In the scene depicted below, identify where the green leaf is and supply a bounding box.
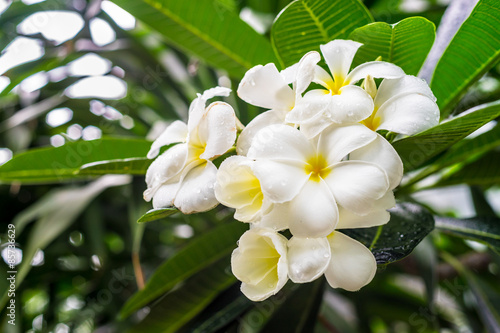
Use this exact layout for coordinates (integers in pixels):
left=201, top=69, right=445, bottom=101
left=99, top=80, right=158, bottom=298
left=119, top=222, right=247, bottom=319
left=259, top=278, right=325, bottom=333
left=77, top=157, right=152, bottom=176
left=430, top=0, right=500, bottom=116
left=393, top=100, right=500, bottom=172
left=470, top=186, right=497, bottom=218
left=238, top=283, right=298, bottom=333
left=188, top=289, right=252, bottom=333
left=0, top=137, right=151, bottom=184
left=137, top=207, right=179, bottom=223
left=111, top=0, right=277, bottom=78
left=400, top=123, right=500, bottom=191
left=0, top=175, right=130, bottom=310
left=349, top=17, right=435, bottom=76
left=434, top=151, right=500, bottom=187
left=128, top=257, right=236, bottom=333
left=343, top=202, right=435, bottom=264
left=271, top=0, right=372, bottom=67
left=435, top=216, right=500, bottom=253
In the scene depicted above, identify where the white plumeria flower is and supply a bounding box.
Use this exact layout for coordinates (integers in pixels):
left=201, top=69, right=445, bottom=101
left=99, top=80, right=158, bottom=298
left=247, top=123, right=389, bottom=238
left=231, top=227, right=288, bottom=301
left=143, top=87, right=240, bottom=214
left=236, top=52, right=320, bottom=155
left=361, top=75, right=440, bottom=135
left=215, top=155, right=271, bottom=223
left=286, top=39, right=405, bottom=137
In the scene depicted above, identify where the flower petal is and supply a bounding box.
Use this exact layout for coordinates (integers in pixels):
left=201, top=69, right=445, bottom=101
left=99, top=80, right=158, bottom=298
left=258, top=203, right=291, bottom=231
left=320, top=40, right=362, bottom=83
left=345, top=61, right=405, bottom=85
left=174, top=161, right=218, bottom=214
left=299, top=112, right=334, bottom=139
left=201, top=86, right=232, bottom=100
left=295, top=51, right=321, bottom=95
left=147, top=120, right=188, bottom=159
left=325, top=231, right=377, bottom=291
left=236, top=110, right=285, bottom=156
left=287, top=179, right=339, bottom=238
left=313, top=65, right=334, bottom=89
left=152, top=181, right=181, bottom=208
left=252, top=159, right=309, bottom=203
left=144, top=143, right=188, bottom=201
left=196, top=101, right=237, bottom=160
left=324, top=85, right=374, bottom=124
left=324, top=161, right=389, bottom=215
left=374, top=75, right=436, bottom=108
left=188, top=86, right=231, bottom=132
left=349, top=134, right=403, bottom=190
left=279, top=63, right=298, bottom=84
left=237, top=63, right=294, bottom=110
left=287, top=237, right=331, bottom=283
left=232, top=228, right=288, bottom=301
left=376, top=93, right=440, bottom=135
left=247, top=124, right=314, bottom=163
left=215, top=156, right=265, bottom=222
left=318, top=124, right=377, bottom=165
left=285, top=89, right=330, bottom=125
left=336, top=191, right=395, bottom=229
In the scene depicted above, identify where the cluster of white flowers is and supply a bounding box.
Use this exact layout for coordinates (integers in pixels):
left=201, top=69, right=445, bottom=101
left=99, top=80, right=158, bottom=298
left=144, top=40, right=440, bottom=301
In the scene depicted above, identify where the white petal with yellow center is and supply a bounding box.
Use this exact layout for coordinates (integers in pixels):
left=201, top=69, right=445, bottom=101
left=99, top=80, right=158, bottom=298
left=232, top=228, right=288, bottom=301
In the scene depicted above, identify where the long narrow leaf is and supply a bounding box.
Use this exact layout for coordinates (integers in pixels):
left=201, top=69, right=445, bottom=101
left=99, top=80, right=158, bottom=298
left=128, top=257, right=236, bottom=333
left=0, top=137, right=151, bottom=183
left=430, top=0, right=500, bottom=116
left=111, top=0, right=277, bottom=78
left=271, top=0, right=372, bottom=67
left=435, top=216, right=500, bottom=253
left=119, top=222, right=247, bottom=319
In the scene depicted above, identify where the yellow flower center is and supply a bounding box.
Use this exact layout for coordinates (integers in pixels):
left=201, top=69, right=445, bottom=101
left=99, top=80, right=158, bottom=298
left=305, top=155, right=331, bottom=182
left=361, top=111, right=381, bottom=131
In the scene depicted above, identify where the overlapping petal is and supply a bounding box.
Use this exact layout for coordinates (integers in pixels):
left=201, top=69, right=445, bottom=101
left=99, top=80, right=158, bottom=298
left=324, top=232, right=377, bottom=291
left=195, top=101, right=239, bottom=160
left=324, top=161, right=389, bottom=215
left=173, top=161, right=218, bottom=214
left=345, top=61, right=405, bottom=85
left=237, top=63, right=294, bottom=110
left=188, top=86, right=231, bottom=132
left=215, top=156, right=267, bottom=222
left=147, top=120, right=188, bottom=159
left=247, top=124, right=313, bottom=163
left=232, top=228, right=289, bottom=301
left=317, top=124, right=377, bottom=165
left=349, top=134, right=404, bottom=189
left=336, top=191, right=395, bottom=229
left=287, top=237, right=331, bottom=283
left=144, top=143, right=189, bottom=201
left=286, top=180, right=339, bottom=238
left=251, top=159, right=308, bottom=203
left=236, top=110, right=284, bottom=156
